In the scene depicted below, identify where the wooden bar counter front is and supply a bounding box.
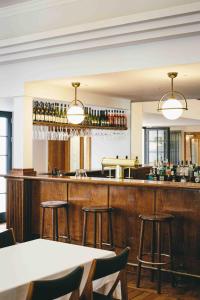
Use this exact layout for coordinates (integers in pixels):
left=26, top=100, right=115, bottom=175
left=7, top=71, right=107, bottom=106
left=4, top=174, right=200, bottom=277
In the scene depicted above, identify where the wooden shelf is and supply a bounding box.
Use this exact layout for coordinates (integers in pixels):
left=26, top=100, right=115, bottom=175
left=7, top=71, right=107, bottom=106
left=33, top=121, right=127, bottom=130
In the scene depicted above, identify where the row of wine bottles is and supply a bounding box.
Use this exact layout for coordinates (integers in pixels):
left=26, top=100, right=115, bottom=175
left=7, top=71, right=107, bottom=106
left=33, top=101, right=127, bottom=127
left=148, top=160, right=200, bottom=182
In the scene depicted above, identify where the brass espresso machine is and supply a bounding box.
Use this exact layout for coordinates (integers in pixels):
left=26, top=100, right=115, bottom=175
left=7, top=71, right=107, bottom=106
left=101, top=157, right=139, bottom=179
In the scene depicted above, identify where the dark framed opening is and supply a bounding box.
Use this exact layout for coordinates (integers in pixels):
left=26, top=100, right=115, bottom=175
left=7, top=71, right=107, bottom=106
left=144, top=127, right=170, bottom=165
left=0, top=111, right=12, bottom=223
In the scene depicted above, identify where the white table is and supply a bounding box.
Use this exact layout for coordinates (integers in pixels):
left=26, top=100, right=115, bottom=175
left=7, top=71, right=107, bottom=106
left=0, top=239, right=120, bottom=300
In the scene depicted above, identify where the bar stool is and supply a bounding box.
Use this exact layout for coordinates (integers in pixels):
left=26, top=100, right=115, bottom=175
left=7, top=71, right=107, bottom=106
left=40, top=201, right=71, bottom=242
left=136, top=213, right=174, bottom=293
left=82, top=206, right=114, bottom=249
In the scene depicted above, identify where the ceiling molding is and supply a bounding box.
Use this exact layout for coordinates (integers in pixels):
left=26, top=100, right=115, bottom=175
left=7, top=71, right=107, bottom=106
left=0, top=2, right=200, bottom=64
left=0, top=0, right=78, bottom=18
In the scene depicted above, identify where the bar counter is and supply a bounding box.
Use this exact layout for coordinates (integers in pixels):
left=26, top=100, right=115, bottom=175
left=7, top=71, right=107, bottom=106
left=4, top=174, right=200, bottom=276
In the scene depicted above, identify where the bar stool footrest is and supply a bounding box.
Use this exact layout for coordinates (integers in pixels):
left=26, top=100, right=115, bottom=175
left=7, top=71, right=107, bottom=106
left=137, top=253, right=171, bottom=266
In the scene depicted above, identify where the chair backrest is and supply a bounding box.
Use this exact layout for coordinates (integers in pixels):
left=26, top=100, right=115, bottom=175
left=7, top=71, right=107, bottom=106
left=26, top=265, right=84, bottom=300
left=0, top=228, right=16, bottom=248
left=81, top=247, right=130, bottom=300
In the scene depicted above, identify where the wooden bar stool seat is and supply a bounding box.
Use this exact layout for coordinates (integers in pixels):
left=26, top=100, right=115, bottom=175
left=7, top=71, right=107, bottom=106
left=41, top=201, right=68, bottom=208
left=136, top=213, right=174, bottom=294
left=82, top=206, right=114, bottom=249
left=40, top=200, right=71, bottom=242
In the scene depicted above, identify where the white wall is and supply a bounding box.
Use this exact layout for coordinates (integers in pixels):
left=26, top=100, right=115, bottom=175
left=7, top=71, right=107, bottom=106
left=33, top=140, right=48, bottom=173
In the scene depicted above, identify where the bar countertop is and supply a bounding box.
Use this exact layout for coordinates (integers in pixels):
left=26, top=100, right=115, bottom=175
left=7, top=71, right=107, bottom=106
left=3, top=173, right=200, bottom=190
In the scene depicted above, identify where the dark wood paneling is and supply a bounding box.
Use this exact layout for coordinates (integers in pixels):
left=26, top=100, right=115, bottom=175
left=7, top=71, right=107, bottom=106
left=109, top=186, right=155, bottom=262
left=5, top=175, right=200, bottom=276
left=68, top=183, right=108, bottom=243
left=6, top=178, right=32, bottom=242
left=48, top=140, right=70, bottom=172
left=31, top=180, right=68, bottom=239
left=80, top=137, right=84, bottom=169
left=156, top=189, right=200, bottom=274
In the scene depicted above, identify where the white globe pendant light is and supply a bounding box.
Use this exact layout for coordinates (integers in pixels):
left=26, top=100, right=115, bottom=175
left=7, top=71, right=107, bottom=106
left=157, top=72, right=188, bottom=120
left=67, top=82, right=85, bottom=124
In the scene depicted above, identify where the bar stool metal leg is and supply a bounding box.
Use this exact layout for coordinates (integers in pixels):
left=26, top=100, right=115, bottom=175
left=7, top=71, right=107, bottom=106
left=40, top=207, right=45, bottom=238
left=151, top=221, right=156, bottom=282
left=157, top=222, right=162, bottom=294
left=136, top=220, right=145, bottom=288
left=52, top=208, right=56, bottom=241
left=65, top=206, right=71, bottom=242
left=98, top=212, right=102, bottom=249
left=82, top=211, right=87, bottom=245
left=108, top=210, right=114, bottom=249
left=93, top=212, right=97, bottom=248
left=55, top=208, right=58, bottom=241
left=168, top=221, right=175, bottom=287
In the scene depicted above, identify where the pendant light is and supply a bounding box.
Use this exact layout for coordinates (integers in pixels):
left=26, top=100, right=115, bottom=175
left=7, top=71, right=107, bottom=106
left=157, top=72, right=188, bottom=120
left=67, top=82, right=85, bottom=124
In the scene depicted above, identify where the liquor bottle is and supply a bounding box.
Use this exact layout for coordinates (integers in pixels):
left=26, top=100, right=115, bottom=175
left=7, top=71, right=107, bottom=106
left=40, top=102, right=45, bottom=122
left=188, top=161, right=194, bottom=181
left=111, top=110, right=114, bottom=127
left=180, top=175, right=187, bottom=183
left=184, top=160, right=189, bottom=177
left=94, top=110, right=98, bottom=126
left=148, top=169, right=154, bottom=180
left=44, top=102, right=49, bottom=122
left=48, top=103, right=52, bottom=122
left=134, top=156, right=140, bottom=168
left=33, top=101, right=37, bottom=122
left=119, top=110, right=122, bottom=127
left=159, top=164, right=165, bottom=181
left=153, top=169, right=157, bottom=181
left=171, top=170, right=176, bottom=182
left=52, top=103, right=56, bottom=123
left=88, top=108, right=92, bottom=125
left=176, top=162, right=181, bottom=177
left=59, top=104, right=64, bottom=123
left=165, top=163, right=171, bottom=181
left=63, top=104, right=67, bottom=124
left=123, top=111, right=127, bottom=127
left=36, top=101, right=41, bottom=122
left=91, top=109, right=94, bottom=126
left=100, top=110, right=105, bottom=127
left=55, top=104, right=60, bottom=123
left=96, top=110, right=100, bottom=126
left=107, top=110, right=111, bottom=126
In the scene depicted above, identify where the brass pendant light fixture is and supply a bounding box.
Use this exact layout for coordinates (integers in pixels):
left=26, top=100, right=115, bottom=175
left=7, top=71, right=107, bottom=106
left=67, top=82, right=85, bottom=124
left=157, top=72, right=188, bottom=120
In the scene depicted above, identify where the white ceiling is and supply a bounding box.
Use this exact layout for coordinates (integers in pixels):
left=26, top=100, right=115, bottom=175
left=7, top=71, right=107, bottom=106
left=0, top=0, right=29, bottom=7
left=46, top=62, right=200, bottom=102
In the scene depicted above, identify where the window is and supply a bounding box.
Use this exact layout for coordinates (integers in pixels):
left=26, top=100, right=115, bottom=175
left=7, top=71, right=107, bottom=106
left=144, top=127, right=170, bottom=165
left=170, top=131, right=182, bottom=164
left=0, top=112, right=12, bottom=223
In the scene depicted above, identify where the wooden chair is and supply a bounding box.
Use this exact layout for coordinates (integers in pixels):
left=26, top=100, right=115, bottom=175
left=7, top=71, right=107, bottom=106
left=26, top=265, right=84, bottom=300
left=81, top=247, right=130, bottom=300
left=0, top=228, right=16, bottom=248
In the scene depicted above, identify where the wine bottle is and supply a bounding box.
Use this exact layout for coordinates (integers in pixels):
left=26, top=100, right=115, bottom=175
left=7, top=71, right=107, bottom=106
left=33, top=101, right=37, bottom=122
left=63, top=104, right=67, bottom=124
left=40, top=102, right=45, bottom=122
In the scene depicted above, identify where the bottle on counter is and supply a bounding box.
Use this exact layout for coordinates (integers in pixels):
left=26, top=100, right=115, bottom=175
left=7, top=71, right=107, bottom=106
left=134, top=156, right=140, bottom=168
left=148, top=169, right=154, bottom=180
